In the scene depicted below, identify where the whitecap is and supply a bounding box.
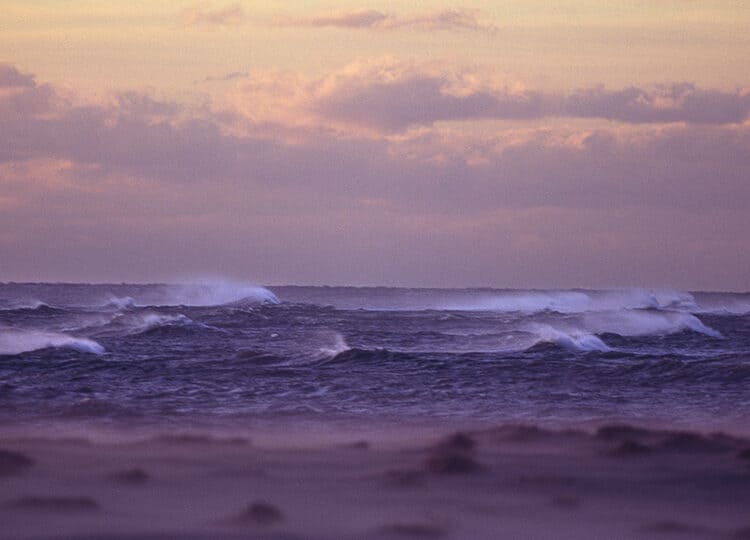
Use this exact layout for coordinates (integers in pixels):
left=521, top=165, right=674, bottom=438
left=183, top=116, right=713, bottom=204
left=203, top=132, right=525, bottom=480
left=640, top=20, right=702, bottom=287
left=580, top=310, right=722, bottom=338
left=445, top=288, right=698, bottom=314
left=0, top=328, right=105, bottom=356
left=319, top=333, right=351, bottom=358
left=160, top=279, right=279, bottom=306
left=529, top=324, right=611, bottom=352
left=104, top=296, right=136, bottom=310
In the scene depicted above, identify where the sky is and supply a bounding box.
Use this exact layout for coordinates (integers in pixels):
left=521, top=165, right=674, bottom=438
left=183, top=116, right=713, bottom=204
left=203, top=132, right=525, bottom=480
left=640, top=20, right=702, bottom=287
left=1, top=1, right=749, bottom=290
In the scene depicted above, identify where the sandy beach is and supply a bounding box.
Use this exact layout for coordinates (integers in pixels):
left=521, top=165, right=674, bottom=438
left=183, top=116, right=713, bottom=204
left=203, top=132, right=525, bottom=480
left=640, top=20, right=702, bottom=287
left=1, top=422, right=749, bottom=540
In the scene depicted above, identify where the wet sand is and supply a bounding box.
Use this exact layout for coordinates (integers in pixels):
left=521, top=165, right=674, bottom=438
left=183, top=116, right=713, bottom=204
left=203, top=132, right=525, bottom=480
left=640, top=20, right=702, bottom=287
left=1, top=423, right=749, bottom=539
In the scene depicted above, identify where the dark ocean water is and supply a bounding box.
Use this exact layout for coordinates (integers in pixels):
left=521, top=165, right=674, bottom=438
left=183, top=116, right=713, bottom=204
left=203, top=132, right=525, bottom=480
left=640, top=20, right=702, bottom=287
left=1, top=282, right=749, bottom=435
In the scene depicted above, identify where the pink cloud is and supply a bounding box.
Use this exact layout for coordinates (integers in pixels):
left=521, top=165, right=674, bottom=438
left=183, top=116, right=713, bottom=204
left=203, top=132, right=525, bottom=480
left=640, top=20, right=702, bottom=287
left=230, top=60, right=750, bottom=133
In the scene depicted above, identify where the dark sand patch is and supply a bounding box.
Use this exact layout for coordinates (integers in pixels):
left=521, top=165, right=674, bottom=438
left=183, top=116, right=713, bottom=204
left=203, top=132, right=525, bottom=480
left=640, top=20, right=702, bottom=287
left=596, top=424, right=747, bottom=456
left=425, top=452, right=481, bottom=475
left=435, top=433, right=476, bottom=453
left=732, top=526, right=750, bottom=539
left=606, top=439, right=653, bottom=457
left=0, top=448, right=33, bottom=476
left=235, top=501, right=284, bottom=526
left=110, top=468, right=150, bottom=485
left=425, top=432, right=482, bottom=475
left=659, top=432, right=737, bottom=454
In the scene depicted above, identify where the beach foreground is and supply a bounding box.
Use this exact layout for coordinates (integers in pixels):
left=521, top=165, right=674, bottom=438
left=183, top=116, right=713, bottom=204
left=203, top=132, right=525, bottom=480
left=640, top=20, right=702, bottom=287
left=2, top=423, right=749, bottom=540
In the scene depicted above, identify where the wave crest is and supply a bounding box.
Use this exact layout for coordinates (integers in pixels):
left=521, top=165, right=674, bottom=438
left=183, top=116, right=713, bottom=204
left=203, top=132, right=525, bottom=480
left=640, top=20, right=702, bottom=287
left=447, top=288, right=698, bottom=314
left=161, top=280, right=279, bottom=307
left=126, top=312, right=223, bottom=336
left=0, top=328, right=105, bottom=356
left=528, top=325, right=611, bottom=352
left=104, top=296, right=136, bottom=310
left=580, top=311, right=722, bottom=338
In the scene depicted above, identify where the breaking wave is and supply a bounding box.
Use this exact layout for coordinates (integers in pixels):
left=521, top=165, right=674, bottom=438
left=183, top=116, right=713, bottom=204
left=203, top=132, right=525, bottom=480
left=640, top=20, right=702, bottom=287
left=104, top=296, right=136, bottom=310
left=523, top=309, right=721, bottom=353
left=445, top=288, right=698, bottom=314
left=528, top=325, right=612, bottom=352
left=126, top=312, right=222, bottom=336
left=318, top=332, right=351, bottom=358
left=0, top=328, right=105, bottom=356
left=0, top=300, right=60, bottom=313
left=580, top=310, right=722, bottom=338
left=157, top=280, right=279, bottom=307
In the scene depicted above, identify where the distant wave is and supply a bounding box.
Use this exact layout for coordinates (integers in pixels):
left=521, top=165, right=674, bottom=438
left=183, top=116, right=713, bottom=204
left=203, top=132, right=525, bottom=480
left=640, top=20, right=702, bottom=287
left=127, top=312, right=223, bottom=336
left=444, top=288, right=698, bottom=314
left=0, top=328, right=105, bottom=356
left=322, top=287, right=706, bottom=314
left=160, top=280, right=279, bottom=307
left=579, top=310, right=722, bottom=338
left=523, top=310, right=721, bottom=353
left=96, top=280, right=280, bottom=308
left=693, top=302, right=750, bottom=316
left=0, top=300, right=63, bottom=313
left=103, top=296, right=136, bottom=310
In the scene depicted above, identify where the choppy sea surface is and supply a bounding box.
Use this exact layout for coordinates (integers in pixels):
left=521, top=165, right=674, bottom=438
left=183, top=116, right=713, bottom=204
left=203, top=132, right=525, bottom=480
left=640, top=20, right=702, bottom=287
left=1, top=282, right=749, bottom=436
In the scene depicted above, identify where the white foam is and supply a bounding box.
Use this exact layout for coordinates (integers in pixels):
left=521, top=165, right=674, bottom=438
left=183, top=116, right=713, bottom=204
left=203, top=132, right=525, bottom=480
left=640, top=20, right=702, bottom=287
left=530, top=324, right=611, bottom=352
left=131, top=312, right=220, bottom=334
left=580, top=310, right=722, bottom=338
left=446, top=288, right=698, bottom=314
left=162, top=279, right=279, bottom=306
left=104, top=296, right=136, bottom=310
left=0, top=328, right=105, bottom=355
left=139, top=313, right=193, bottom=330
left=449, top=291, right=593, bottom=313
left=319, top=333, right=351, bottom=357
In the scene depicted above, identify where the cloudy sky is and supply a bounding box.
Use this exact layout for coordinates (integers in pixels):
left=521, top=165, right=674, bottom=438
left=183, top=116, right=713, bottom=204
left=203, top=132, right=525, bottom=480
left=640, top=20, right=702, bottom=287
left=1, top=1, right=749, bottom=289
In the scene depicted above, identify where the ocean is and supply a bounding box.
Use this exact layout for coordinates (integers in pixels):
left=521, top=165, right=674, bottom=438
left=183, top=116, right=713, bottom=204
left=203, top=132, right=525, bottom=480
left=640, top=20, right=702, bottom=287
left=1, top=282, right=748, bottom=436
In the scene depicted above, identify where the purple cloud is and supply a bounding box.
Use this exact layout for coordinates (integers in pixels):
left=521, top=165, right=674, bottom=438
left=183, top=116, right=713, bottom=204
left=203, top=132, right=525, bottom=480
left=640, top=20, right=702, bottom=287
left=201, top=71, right=250, bottom=83
left=565, top=84, right=750, bottom=125
left=115, top=92, right=184, bottom=117
left=315, top=76, right=550, bottom=131
left=1, top=63, right=749, bottom=288
left=234, top=61, right=750, bottom=131
left=0, top=64, right=36, bottom=88
left=310, top=10, right=390, bottom=29
left=183, top=4, right=244, bottom=27
left=303, top=8, right=496, bottom=32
